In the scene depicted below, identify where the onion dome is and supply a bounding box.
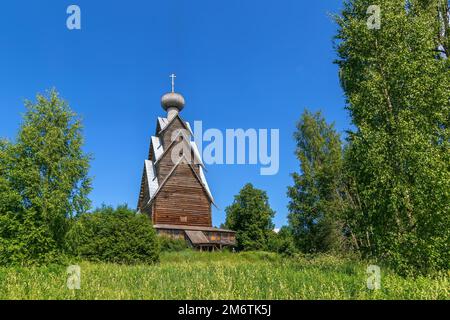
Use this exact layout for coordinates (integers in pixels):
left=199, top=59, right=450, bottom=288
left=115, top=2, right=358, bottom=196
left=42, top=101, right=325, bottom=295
left=161, top=92, right=185, bottom=112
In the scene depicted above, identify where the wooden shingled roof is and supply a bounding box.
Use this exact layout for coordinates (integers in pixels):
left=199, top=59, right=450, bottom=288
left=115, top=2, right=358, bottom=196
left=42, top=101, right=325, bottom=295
left=185, top=230, right=210, bottom=245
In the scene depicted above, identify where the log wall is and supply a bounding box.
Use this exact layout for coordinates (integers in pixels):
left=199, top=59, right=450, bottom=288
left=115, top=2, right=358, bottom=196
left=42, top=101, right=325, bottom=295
left=153, top=163, right=211, bottom=227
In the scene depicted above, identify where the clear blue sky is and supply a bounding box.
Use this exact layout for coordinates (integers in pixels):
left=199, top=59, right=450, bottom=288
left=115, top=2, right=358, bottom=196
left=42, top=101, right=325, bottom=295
left=0, top=0, right=348, bottom=228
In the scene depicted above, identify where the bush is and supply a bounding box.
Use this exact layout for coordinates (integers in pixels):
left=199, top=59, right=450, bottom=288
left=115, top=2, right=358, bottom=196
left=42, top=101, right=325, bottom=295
left=267, top=227, right=297, bottom=257
left=0, top=211, right=65, bottom=266
left=158, top=236, right=189, bottom=252
left=66, top=205, right=160, bottom=264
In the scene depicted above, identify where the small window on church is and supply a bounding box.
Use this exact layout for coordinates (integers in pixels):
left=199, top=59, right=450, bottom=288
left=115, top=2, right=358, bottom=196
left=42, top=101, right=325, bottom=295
left=180, top=216, right=187, bottom=223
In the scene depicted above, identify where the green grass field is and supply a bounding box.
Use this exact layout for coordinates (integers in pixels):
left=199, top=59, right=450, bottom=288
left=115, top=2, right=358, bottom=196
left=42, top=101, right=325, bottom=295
left=0, top=251, right=448, bottom=300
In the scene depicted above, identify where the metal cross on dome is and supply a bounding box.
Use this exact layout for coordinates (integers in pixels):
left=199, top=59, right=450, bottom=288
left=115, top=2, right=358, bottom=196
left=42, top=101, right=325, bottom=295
left=169, top=73, right=176, bottom=93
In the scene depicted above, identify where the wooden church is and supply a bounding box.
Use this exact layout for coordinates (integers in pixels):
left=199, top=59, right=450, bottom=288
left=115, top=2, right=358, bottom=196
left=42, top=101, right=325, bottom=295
left=137, top=75, right=235, bottom=250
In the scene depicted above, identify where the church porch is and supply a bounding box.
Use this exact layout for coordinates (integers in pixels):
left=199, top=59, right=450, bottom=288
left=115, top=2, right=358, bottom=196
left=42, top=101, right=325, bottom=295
left=154, top=224, right=236, bottom=250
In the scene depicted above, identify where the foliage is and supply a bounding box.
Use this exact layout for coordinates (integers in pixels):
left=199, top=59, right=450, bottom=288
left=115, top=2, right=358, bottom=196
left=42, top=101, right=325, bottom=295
left=225, top=183, right=275, bottom=251
left=267, top=226, right=297, bottom=256
left=335, top=0, right=450, bottom=275
left=0, top=251, right=448, bottom=299
left=0, top=90, right=92, bottom=266
left=66, top=205, right=160, bottom=264
left=158, top=235, right=190, bottom=252
left=287, top=110, right=347, bottom=254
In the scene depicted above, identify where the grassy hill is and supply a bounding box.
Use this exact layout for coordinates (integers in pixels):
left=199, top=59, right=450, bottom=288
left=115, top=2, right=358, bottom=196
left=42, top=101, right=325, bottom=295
left=0, top=251, right=448, bottom=300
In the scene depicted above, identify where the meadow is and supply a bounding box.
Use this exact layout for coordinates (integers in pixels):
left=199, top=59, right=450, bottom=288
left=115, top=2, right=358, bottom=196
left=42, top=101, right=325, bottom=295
left=0, top=251, right=448, bottom=300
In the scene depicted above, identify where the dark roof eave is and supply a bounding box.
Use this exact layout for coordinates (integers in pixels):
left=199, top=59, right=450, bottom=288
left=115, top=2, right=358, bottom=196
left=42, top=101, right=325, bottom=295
left=154, top=224, right=235, bottom=233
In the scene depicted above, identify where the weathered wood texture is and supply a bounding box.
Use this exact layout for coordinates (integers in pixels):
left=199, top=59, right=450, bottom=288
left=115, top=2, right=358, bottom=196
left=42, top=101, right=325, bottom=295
left=138, top=115, right=212, bottom=228
left=138, top=165, right=151, bottom=216
left=156, top=141, right=199, bottom=182
left=156, top=228, right=236, bottom=247
left=153, top=163, right=212, bottom=227
left=161, top=117, right=191, bottom=148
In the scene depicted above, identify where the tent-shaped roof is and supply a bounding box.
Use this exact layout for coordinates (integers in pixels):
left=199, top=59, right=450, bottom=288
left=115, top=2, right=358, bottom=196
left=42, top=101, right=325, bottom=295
left=139, top=112, right=214, bottom=214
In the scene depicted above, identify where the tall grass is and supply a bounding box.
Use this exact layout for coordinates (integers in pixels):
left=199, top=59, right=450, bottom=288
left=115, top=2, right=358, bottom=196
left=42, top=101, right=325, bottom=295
left=0, top=251, right=448, bottom=300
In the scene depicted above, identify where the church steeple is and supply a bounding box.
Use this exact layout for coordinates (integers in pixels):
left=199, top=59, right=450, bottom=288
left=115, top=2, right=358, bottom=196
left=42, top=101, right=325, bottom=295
left=138, top=76, right=213, bottom=226
left=137, top=76, right=236, bottom=250
left=161, top=73, right=185, bottom=121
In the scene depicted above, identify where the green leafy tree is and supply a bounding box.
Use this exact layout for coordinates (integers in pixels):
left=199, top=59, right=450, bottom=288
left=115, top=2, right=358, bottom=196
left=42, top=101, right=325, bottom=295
left=287, top=110, right=346, bottom=254
left=267, top=226, right=297, bottom=256
left=0, top=90, right=92, bottom=265
left=66, top=205, right=160, bottom=264
left=335, top=0, right=450, bottom=274
left=225, top=183, right=275, bottom=251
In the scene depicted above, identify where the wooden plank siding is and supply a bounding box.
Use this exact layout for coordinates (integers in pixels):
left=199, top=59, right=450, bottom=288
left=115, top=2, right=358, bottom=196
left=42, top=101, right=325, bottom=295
left=138, top=166, right=151, bottom=216
left=156, top=141, right=200, bottom=183
left=153, top=163, right=212, bottom=227
left=160, top=117, right=191, bottom=148
left=138, top=116, right=217, bottom=241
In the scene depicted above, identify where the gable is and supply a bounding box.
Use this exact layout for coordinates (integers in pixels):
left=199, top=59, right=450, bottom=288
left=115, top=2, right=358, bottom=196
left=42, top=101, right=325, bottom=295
left=158, top=115, right=193, bottom=136
left=160, top=116, right=193, bottom=147
left=155, top=133, right=204, bottom=173
left=151, top=157, right=215, bottom=205
left=165, top=162, right=203, bottom=188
